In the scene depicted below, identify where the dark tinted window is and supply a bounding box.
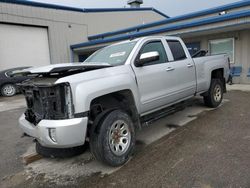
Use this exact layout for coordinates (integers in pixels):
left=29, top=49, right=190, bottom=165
left=185, top=42, right=201, bottom=56
left=140, top=41, right=168, bottom=65
left=167, top=40, right=187, bottom=61
left=6, top=67, right=29, bottom=77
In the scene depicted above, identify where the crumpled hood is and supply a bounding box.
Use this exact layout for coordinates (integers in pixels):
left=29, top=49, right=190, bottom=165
left=17, top=63, right=112, bottom=75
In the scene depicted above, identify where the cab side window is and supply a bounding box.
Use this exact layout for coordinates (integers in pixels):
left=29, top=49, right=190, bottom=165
left=140, top=41, right=168, bottom=65
left=167, top=40, right=187, bottom=61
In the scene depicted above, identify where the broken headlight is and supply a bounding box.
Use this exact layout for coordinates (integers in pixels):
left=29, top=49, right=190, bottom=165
left=21, top=82, right=74, bottom=125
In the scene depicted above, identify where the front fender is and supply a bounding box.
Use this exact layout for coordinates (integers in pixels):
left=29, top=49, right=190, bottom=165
left=71, top=74, right=140, bottom=114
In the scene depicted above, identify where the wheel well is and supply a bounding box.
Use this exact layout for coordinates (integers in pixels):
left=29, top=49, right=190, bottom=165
left=211, top=68, right=226, bottom=92
left=89, top=90, right=140, bottom=129
left=0, top=82, right=16, bottom=88
left=211, top=68, right=223, bottom=79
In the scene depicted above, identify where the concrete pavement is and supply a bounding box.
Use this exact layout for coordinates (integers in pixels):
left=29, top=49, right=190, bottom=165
left=0, top=95, right=25, bottom=112
left=81, top=90, right=250, bottom=188
left=0, top=88, right=250, bottom=188
left=227, top=84, right=250, bottom=92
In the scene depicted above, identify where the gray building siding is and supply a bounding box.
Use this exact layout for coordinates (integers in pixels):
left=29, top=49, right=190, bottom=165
left=85, top=11, right=165, bottom=36
left=71, top=1, right=250, bottom=84
left=183, top=29, right=250, bottom=83
left=0, top=2, right=165, bottom=65
left=0, top=2, right=88, bottom=64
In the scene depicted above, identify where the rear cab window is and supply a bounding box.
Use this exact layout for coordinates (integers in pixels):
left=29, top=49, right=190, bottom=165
left=167, top=40, right=187, bottom=61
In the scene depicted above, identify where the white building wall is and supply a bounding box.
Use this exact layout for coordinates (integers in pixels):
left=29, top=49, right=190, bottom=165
left=183, top=30, right=250, bottom=84
left=240, top=30, right=250, bottom=84
left=0, top=24, right=51, bottom=70
left=85, top=11, right=165, bottom=36
left=0, top=2, right=165, bottom=67
left=0, top=2, right=88, bottom=65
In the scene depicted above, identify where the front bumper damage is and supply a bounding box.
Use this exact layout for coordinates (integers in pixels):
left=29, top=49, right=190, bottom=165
left=18, top=79, right=88, bottom=148
left=19, top=114, right=88, bottom=148
left=21, top=81, right=74, bottom=125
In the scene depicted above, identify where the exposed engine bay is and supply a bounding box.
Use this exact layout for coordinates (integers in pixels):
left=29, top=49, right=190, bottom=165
left=20, top=79, right=73, bottom=125
left=18, top=63, right=111, bottom=125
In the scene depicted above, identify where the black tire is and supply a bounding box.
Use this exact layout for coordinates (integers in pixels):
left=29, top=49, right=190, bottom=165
left=36, top=142, right=88, bottom=158
left=1, top=84, right=17, bottom=97
left=89, top=109, right=115, bottom=163
left=89, top=109, right=135, bottom=167
left=203, top=79, right=223, bottom=108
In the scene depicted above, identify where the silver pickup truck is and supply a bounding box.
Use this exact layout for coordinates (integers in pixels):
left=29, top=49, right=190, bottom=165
left=19, top=36, right=230, bottom=166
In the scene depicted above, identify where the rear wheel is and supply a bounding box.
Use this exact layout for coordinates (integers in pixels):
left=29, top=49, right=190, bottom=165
left=204, top=79, right=223, bottom=108
left=1, top=84, right=16, bottom=97
left=89, top=110, right=135, bottom=167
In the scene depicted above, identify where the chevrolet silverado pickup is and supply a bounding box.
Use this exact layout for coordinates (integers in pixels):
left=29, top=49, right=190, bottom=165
left=18, top=36, right=230, bottom=166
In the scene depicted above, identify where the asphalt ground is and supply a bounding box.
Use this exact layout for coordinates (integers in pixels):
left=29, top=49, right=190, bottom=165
left=80, top=91, right=250, bottom=188
left=1, top=90, right=250, bottom=188
left=0, top=107, right=32, bottom=180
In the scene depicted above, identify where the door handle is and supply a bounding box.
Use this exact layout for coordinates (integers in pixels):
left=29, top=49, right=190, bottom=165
left=187, top=63, right=194, bottom=68
left=166, top=67, right=175, bottom=72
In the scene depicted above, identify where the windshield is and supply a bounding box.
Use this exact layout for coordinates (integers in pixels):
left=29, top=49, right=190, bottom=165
left=84, top=41, right=137, bottom=66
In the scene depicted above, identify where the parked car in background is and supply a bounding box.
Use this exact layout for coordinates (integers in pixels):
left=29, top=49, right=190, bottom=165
left=0, top=67, right=31, bottom=97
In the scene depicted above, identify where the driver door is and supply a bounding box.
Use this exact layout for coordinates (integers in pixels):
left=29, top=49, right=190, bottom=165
left=132, top=39, right=174, bottom=114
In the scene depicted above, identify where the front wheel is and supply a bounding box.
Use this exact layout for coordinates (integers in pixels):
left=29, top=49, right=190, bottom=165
left=203, top=79, right=223, bottom=108
left=89, top=110, right=135, bottom=167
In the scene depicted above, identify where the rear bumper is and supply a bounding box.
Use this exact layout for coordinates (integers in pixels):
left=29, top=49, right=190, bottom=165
left=19, top=114, right=88, bottom=148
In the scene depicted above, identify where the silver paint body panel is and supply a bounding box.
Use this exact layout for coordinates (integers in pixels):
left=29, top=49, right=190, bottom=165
left=19, top=36, right=230, bottom=148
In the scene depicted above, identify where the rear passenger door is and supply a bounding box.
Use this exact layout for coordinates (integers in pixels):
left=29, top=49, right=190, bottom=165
left=166, top=39, right=196, bottom=99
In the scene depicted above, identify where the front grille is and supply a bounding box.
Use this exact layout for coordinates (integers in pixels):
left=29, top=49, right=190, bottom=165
left=21, top=83, right=73, bottom=125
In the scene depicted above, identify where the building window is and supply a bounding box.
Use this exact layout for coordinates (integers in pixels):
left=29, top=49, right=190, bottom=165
left=209, top=38, right=234, bottom=63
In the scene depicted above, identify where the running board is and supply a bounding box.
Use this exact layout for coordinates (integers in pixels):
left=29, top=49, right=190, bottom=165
left=140, top=101, right=187, bottom=127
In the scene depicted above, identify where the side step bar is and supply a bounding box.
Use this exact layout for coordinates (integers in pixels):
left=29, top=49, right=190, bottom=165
left=140, top=101, right=188, bottom=127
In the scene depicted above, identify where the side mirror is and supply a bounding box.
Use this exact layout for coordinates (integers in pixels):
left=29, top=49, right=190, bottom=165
left=135, top=51, right=160, bottom=67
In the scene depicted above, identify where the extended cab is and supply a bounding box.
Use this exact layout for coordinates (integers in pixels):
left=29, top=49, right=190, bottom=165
left=18, top=36, right=230, bottom=166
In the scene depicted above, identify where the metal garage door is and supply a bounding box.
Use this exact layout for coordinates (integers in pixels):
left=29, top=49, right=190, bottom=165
left=0, top=24, right=50, bottom=71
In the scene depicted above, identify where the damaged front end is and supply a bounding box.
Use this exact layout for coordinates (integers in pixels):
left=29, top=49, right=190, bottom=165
left=20, top=79, right=74, bottom=125
left=17, top=63, right=113, bottom=126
